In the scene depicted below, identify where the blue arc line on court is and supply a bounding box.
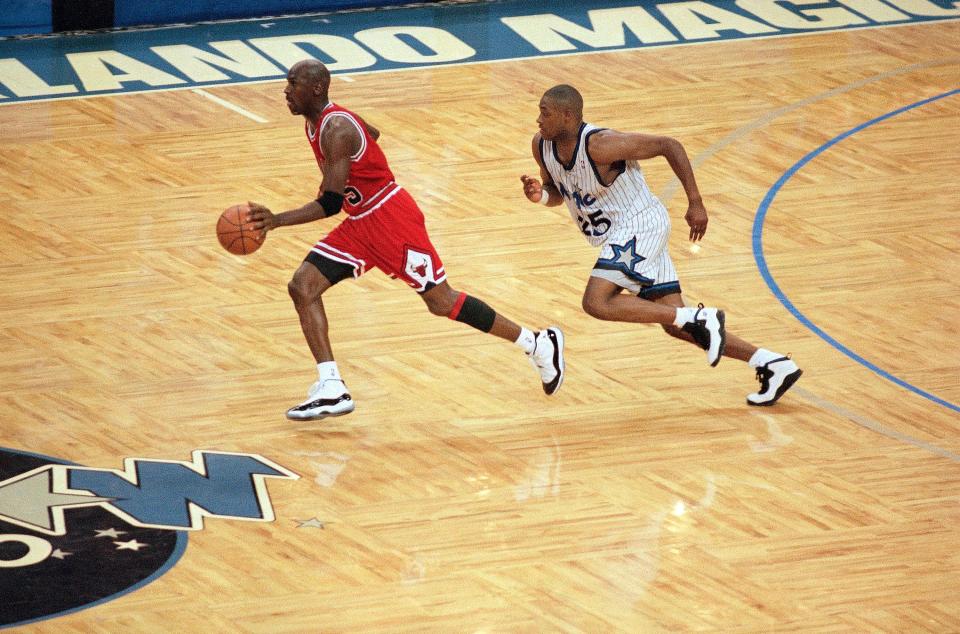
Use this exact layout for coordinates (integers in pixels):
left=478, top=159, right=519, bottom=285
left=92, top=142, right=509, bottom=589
left=753, top=88, right=960, bottom=415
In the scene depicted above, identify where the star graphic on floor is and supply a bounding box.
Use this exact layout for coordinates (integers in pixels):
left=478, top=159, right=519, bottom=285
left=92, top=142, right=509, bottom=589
left=295, top=518, right=325, bottom=529
left=94, top=528, right=127, bottom=539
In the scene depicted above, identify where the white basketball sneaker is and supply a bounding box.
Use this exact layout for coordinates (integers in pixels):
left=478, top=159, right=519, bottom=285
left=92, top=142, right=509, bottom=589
left=286, top=379, right=355, bottom=420
left=528, top=327, right=565, bottom=395
left=747, top=356, right=802, bottom=406
left=693, top=304, right=726, bottom=367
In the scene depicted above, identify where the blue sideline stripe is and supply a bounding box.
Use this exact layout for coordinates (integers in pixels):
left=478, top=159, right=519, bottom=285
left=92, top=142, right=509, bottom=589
left=753, top=88, right=960, bottom=414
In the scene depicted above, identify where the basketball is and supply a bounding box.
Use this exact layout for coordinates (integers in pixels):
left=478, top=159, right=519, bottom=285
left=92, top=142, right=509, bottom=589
left=216, top=203, right=263, bottom=255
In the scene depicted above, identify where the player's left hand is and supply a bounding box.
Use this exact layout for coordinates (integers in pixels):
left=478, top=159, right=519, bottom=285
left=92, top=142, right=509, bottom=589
left=685, top=200, right=708, bottom=242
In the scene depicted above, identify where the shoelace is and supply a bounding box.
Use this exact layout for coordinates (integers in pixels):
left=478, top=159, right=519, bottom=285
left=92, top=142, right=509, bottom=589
left=528, top=336, right=555, bottom=378
left=755, top=354, right=793, bottom=387
left=528, top=333, right=545, bottom=369
left=309, top=379, right=347, bottom=398
left=755, top=366, right=772, bottom=390
left=529, top=350, right=548, bottom=371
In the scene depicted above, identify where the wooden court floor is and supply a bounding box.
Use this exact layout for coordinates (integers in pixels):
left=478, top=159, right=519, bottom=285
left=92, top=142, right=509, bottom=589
left=2, top=17, right=959, bottom=633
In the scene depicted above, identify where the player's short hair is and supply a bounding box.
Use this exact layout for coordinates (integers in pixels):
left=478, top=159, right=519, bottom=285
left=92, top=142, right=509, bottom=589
left=543, top=84, right=583, bottom=118
left=292, top=59, right=331, bottom=91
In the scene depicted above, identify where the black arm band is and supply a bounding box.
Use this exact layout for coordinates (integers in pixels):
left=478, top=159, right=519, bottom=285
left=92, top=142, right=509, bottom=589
left=316, top=191, right=344, bottom=218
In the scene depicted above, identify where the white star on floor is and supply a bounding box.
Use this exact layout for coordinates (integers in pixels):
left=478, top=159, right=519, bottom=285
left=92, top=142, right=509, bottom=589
left=295, top=518, right=325, bottom=529
left=114, top=539, right=147, bottom=551
left=94, top=528, right=127, bottom=539
left=51, top=549, right=72, bottom=559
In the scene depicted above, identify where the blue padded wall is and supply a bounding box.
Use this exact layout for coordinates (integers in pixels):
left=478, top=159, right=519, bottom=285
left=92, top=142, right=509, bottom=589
left=0, top=0, right=420, bottom=36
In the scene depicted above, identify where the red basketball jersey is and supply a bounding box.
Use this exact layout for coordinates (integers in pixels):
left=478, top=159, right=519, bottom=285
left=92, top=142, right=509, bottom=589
left=306, top=103, right=400, bottom=217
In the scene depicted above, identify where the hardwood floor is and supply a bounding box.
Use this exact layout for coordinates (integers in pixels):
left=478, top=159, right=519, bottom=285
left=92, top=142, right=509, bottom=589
left=2, top=17, right=959, bottom=632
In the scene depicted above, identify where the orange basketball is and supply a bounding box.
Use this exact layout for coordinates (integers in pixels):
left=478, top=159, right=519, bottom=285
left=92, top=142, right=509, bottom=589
left=216, top=203, right=263, bottom=255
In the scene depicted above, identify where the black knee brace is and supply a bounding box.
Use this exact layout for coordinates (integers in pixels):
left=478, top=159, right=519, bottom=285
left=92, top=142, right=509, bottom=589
left=448, top=293, right=496, bottom=333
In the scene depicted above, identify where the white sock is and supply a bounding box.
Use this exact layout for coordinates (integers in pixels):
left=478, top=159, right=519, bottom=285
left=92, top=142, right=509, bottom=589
left=317, top=361, right=342, bottom=383
left=673, top=306, right=697, bottom=327
left=748, top=348, right=781, bottom=368
left=515, top=328, right=537, bottom=355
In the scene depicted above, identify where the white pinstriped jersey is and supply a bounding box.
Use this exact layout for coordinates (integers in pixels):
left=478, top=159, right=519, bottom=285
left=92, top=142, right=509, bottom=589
left=540, top=122, right=664, bottom=248
left=540, top=122, right=679, bottom=296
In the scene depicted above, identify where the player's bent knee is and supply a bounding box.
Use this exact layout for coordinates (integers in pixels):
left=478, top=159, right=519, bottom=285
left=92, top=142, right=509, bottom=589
left=422, top=287, right=457, bottom=317
left=287, top=279, right=306, bottom=304
left=287, top=274, right=319, bottom=306
left=581, top=295, right=608, bottom=320
left=426, top=300, right=450, bottom=317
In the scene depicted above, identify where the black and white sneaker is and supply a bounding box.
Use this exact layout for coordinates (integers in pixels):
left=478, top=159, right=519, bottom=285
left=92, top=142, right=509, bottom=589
left=286, top=379, right=355, bottom=420
left=747, top=356, right=802, bottom=406
left=528, top=327, right=565, bottom=395
left=693, top=303, right=726, bottom=367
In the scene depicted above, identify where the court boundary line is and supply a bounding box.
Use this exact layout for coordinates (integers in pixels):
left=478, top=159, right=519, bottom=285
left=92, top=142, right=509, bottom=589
left=752, top=87, right=960, bottom=414
left=661, top=56, right=960, bottom=200
left=793, top=387, right=960, bottom=462
left=191, top=88, right=268, bottom=122
left=655, top=59, right=960, bottom=460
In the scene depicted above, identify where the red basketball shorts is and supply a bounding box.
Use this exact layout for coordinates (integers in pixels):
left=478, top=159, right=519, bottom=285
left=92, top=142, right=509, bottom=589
left=309, top=187, right=447, bottom=292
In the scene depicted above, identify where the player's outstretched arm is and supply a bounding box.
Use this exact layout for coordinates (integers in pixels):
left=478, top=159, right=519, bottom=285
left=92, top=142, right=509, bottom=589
left=246, top=200, right=327, bottom=236
left=248, top=115, right=362, bottom=235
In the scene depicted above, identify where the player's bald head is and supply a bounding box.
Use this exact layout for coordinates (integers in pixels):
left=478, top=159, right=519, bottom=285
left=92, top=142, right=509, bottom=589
left=290, top=59, right=331, bottom=92
left=542, top=84, right=583, bottom=119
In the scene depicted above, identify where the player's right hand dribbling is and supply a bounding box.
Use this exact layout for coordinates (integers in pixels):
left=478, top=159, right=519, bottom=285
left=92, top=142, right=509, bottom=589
left=245, top=201, right=276, bottom=240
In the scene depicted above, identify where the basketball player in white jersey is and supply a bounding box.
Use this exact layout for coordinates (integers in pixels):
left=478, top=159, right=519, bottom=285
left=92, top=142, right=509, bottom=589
left=520, top=84, right=801, bottom=406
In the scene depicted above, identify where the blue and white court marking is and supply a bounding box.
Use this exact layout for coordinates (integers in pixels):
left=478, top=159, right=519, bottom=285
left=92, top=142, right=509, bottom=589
left=753, top=88, right=960, bottom=415
left=0, top=0, right=958, bottom=105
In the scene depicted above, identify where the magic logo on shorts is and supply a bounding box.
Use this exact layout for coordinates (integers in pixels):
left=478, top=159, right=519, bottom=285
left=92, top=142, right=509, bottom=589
left=0, top=448, right=299, bottom=628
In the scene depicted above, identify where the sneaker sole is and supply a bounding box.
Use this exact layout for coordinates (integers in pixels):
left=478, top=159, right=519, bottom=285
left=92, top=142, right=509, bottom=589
left=286, top=396, right=355, bottom=421
left=747, top=369, right=802, bottom=407
left=709, top=310, right=726, bottom=367
left=543, top=327, right=565, bottom=396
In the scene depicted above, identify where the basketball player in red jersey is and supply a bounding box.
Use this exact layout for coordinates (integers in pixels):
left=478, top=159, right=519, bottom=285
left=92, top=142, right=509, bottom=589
left=246, top=59, right=564, bottom=420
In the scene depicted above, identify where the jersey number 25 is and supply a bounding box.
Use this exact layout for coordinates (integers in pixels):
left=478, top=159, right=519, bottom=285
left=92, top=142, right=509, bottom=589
left=578, top=209, right=611, bottom=237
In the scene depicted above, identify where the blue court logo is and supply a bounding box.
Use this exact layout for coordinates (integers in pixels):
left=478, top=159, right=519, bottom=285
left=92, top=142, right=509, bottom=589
left=0, top=448, right=299, bottom=628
